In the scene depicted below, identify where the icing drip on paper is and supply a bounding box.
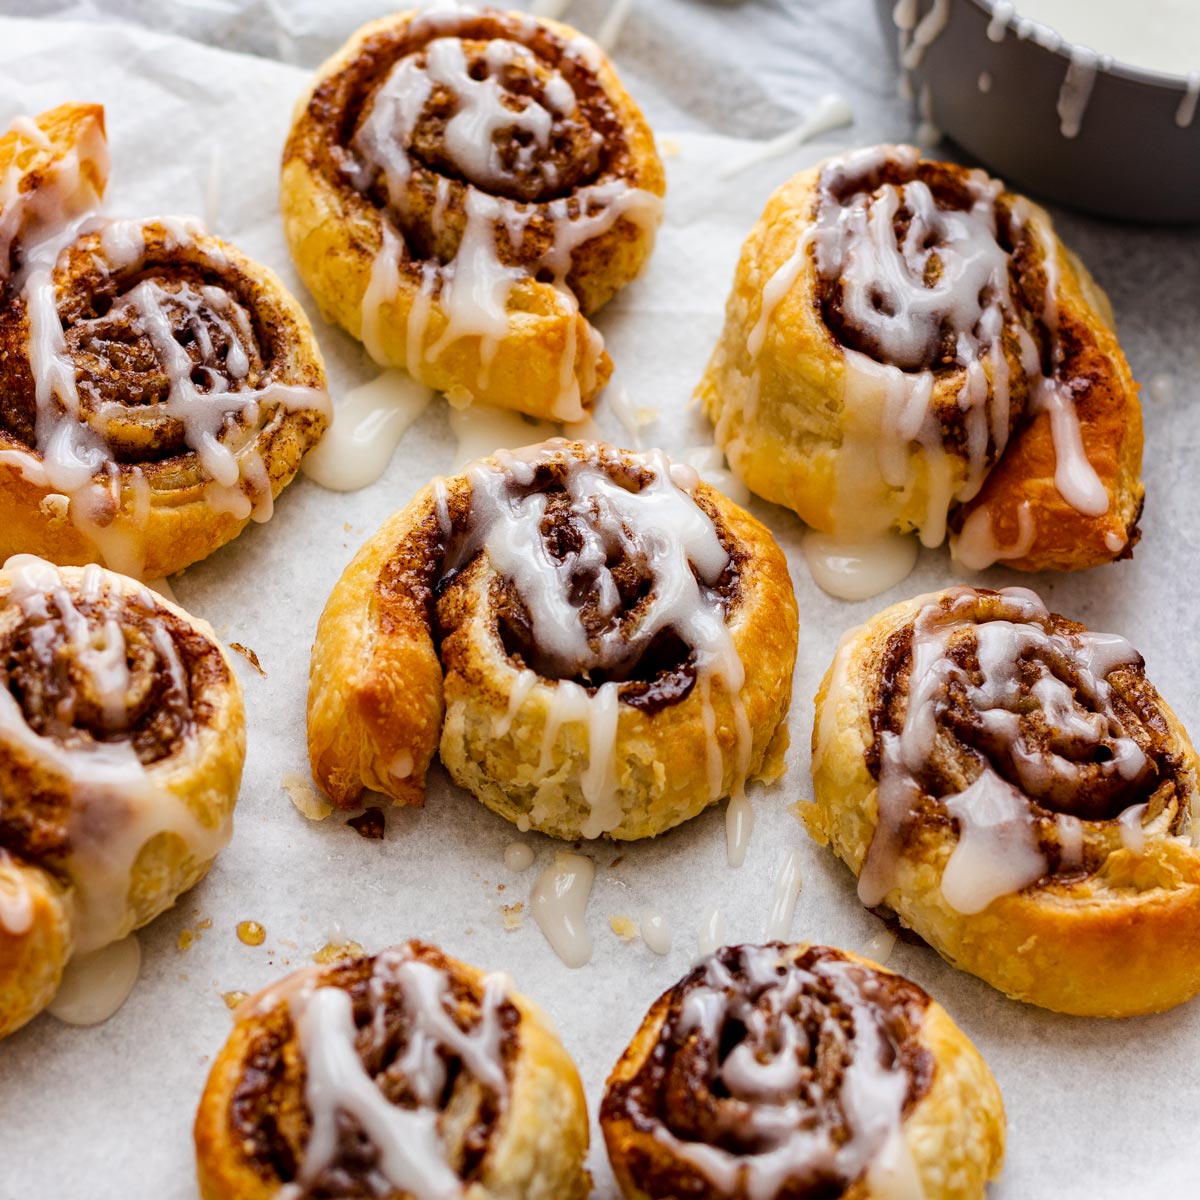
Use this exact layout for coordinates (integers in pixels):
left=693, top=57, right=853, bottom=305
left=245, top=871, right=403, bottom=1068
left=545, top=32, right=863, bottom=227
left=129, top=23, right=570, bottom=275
left=656, top=945, right=924, bottom=1197
left=530, top=851, right=594, bottom=966
left=720, top=92, right=855, bottom=179
left=747, top=145, right=1110, bottom=563
left=696, top=905, right=726, bottom=957
left=802, top=529, right=918, bottom=601
left=453, top=442, right=750, bottom=838
left=47, top=933, right=142, bottom=1025
left=859, top=587, right=1148, bottom=914
left=639, top=907, right=671, bottom=954
left=0, top=556, right=233, bottom=954
left=347, top=20, right=662, bottom=420
left=302, top=370, right=433, bottom=492
left=288, top=947, right=508, bottom=1197
left=763, top=848, right=803, bottom=941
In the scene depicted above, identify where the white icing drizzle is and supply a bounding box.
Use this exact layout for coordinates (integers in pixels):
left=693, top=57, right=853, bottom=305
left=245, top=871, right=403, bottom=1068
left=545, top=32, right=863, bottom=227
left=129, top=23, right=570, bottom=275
left=0, top=850, right=33, bottom=935
left=661, top=946, right=922, bottom=1197
left=858, top=587, right=1149, bottom=914
left=679, top=445, right=751, bottom=507
left=349, top=19, right=662, bottom=419
left=987, top=1, right=1015, bottom=42
left=302, top=370, right=434, bottom=492
left=288, top=947, right=508, bottom=1197
left=719, top=93, right=855, bottom=179
left=1178, top=71, right=1200, bottom=128
left=952, top=500, right=1036, bottom=571
left=726, top=792, right=756, bottom=869
left=802, top=530, right=918, bottom=602
left=7, top=205, right=330, bottom=578
left=696, top=905, right=726, bottom=957
left=978, top=70, right=993, bottom=93
left=454, top=442, right=750, bottom=837
left=859, top=927, right=898, bottom=966
left=503, top=841, right=535, bottom=871
left=762, top=147, right=1111, bottom=548
left=530, top=851, right=594, bottom=967
left=639, top=907, right=671, bottom=955
left=763, top=848, right=803, bottom=941
left=1057, top=47, right=1100, bottom=139
left=1118, top=803, right=1148, bottom=853
left=893, top=0, right=952, bottom=70
left=0, top=555, right=233, bottom=953
left=46, top=933, right=141, bottom=1026
left=607, top=383, right=658, bottom=448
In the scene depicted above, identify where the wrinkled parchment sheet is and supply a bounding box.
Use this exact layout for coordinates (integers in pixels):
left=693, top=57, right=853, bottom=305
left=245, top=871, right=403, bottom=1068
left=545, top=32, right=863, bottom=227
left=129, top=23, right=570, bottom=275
left=0, top=5, right=1199, bottom=1198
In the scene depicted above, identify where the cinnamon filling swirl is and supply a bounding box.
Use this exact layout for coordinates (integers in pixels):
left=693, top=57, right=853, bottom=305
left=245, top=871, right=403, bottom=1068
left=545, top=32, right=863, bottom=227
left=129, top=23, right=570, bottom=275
left=860, top=587, right=1190, bottom=912
left=385, top=443, right=745, bottom=714
left=230, top=944, right=518, bottom=1197
left=0, top=555, right=236, bottom=951
left=602, top=944, right=933, bottom=1200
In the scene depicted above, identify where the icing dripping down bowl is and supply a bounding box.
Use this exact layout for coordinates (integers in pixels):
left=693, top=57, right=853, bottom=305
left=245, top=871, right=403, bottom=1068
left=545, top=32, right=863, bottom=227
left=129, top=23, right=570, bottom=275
left=876, top=0, right=1200, bottom=222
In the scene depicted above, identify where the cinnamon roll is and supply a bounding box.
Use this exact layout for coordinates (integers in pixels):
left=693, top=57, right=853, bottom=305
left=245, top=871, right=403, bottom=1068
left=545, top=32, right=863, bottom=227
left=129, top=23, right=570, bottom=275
left=808, top=586, right=1200, bottom=1017
left=0, top=104, right=330, bottom=580
left=0, top=554, right=245, bottom=1038
left=194, top=940, right=590, bottom=1200
left=281, top=6, right=665, bottom=421
left=307, top=439, right=796, bottom=843
left=601, top=942, right=1005, bottom=1200
left=697, top=145, right=1143, bottom=573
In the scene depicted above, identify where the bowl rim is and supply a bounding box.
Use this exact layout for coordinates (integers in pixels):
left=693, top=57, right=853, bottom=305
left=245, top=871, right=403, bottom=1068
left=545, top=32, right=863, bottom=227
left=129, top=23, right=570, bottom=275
left=966, top=0, right=1200, bottom=90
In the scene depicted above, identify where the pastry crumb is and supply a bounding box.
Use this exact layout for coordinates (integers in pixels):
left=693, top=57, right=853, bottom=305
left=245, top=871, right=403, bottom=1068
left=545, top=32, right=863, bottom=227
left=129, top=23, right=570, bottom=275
left=197, top=918, right=212, bottom=931
left=659, top=136, right=682, bottom=157
left=313, top=940, right=365, bottom=965
left=236, top=920, right=266, bottom=947
left=502, top=902, right=525, bottom=930
left=222, top=990, right=248, bottom=1011
left=229, top=642, right=266, bottom=676
left=610, top=915, right=639, bottom=941
left=38, top=493, right=69, bottom=523
left=347, top=807, right=385, bottom=840
left=282, top=770, right=333, bottom=821
left=177, top=929, right=195, bottom=952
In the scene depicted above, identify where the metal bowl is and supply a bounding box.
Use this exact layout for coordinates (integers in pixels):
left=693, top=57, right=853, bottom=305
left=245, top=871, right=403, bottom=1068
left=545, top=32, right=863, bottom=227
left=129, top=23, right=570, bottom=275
left=874, top=0, right=1200, bottom=223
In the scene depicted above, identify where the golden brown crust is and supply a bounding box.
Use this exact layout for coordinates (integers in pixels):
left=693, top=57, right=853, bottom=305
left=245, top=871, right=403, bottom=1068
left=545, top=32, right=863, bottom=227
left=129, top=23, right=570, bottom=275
left=0, top=556, right=245, bottom=1037
left=601, top=942, right=1005, bottom=1200
left=306, top=440, right=798, bottom=841
left=194, top=941, right=590, bottom=1200
left=0, top=103, right=108, bottom=275
left=808, top=586, right=1200, bottom=1016
left=696, top=146, right=1143, bottom=572
left=281, top=7, right=665, bottom=420
left=0, top=104, right=329, bottom=580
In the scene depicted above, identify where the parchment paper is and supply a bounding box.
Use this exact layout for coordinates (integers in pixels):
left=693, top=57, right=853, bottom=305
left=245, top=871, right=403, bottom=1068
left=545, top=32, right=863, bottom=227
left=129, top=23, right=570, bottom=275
left=0, top=5, right=1198, bottom=1199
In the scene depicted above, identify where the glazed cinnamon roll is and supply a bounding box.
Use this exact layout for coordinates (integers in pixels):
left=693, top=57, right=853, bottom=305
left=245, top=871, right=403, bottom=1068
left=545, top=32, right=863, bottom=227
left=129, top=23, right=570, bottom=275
left=307, top=439, right=796, bottom=843
left=601, top=942, right=1005, bottom=1200
left=809, top=586, right=1200, bottom=1016
left=0, top=554, right=245, bottom=1038
left=697, top=145, right=1143, bottom=573
left=194, top=941, right=590, bottom=1200
left=0, top=104, right=330, bottom=580
left=281, top=6, right=665, bottom=421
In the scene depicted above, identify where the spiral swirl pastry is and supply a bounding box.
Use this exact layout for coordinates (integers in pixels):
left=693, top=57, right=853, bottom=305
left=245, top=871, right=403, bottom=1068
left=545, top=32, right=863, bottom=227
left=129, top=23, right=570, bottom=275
left=281, top=6, right=665, bottom=422
left=194, top=940, right=590, bottom=1200
left=0, top=554, right=245, bottom=1038
left=0, top=103, right=330, bottom=581
left=697, top=144, right=1143, bottom=574
left=307, top=439, right=796, bottom=843
left=601, top=942, right=1005, bottom=1200
left=808, top=585, right=1200, bottom=1016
